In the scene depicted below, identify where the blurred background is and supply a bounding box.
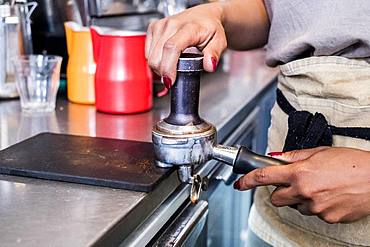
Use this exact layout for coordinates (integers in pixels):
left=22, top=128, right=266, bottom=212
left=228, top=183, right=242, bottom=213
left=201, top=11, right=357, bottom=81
left=28, top=0, right=206, bottom=75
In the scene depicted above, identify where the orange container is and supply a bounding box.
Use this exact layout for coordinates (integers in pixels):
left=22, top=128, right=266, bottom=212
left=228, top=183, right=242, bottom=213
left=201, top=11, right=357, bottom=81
left=65, top=22, right=96, bottom=104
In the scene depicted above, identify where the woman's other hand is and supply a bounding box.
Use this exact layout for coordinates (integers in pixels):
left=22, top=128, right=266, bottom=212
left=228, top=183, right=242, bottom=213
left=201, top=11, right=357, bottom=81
left=234, top=147, right=370, bottom=224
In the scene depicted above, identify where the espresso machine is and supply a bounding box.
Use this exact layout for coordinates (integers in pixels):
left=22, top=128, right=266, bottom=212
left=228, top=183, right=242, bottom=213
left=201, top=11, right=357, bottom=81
left=78, top=0, right=204, bottom=29
left=152, top=53, right=286, bottom=203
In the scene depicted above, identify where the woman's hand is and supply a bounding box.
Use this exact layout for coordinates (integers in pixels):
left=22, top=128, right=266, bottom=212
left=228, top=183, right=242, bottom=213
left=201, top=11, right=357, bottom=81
left=234, top=147, right=370, bottom=224
left=146, top=4, right=226, bottom=88
left=145, top=0, right=269, bottom=88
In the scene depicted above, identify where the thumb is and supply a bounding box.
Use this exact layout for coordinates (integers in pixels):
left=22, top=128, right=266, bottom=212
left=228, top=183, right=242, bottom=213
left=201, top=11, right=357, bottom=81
left=269, top=146, right=330, bottom=163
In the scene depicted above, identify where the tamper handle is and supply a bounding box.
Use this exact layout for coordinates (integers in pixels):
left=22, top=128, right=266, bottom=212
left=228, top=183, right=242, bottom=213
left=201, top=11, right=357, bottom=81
left=164, top=53, right=204, bottom=126
left=233, top=146, right=287, bottom=174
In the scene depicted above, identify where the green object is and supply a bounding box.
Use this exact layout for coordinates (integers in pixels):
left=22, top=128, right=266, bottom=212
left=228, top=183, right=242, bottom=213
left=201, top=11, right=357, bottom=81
left=59, top=78, right=67, bottom=93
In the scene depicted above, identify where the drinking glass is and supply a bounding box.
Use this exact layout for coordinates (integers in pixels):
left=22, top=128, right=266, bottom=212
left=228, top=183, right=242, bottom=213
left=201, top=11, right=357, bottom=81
left=13, top=55, right=62, bottom=112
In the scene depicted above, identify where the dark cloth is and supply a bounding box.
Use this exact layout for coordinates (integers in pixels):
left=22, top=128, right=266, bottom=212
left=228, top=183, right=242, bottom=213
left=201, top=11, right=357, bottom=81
left=276, top=89, right=370, bottom=152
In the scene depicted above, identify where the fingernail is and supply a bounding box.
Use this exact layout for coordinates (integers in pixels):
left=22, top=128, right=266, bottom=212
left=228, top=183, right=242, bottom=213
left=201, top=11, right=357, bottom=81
left=268, top=152, right=284, bottom=157
left=162, top=76, right=172, bottom=89
left=211, top=57, right=218, bottom=72
left=233, top=180, right=241, bottom=190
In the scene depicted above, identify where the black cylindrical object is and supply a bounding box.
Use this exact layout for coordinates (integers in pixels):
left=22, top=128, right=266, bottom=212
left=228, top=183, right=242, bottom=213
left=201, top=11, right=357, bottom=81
left=233, top=147, right=287, bottom=174
left=164, top=53, right=204, bottom=126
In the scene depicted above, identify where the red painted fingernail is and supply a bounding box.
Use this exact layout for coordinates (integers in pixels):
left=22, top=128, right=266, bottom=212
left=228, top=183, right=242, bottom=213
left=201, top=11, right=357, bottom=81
left=268, top=152, right=284, bottom=157
left=211, top=57, right=218, bottom=72
left=233, top=180, right=241, bottom=190
left=162, top=76, right=172, bottom=89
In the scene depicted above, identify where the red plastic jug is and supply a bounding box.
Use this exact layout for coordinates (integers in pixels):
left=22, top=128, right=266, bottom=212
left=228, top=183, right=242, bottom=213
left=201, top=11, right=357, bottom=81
left=90, top=26, right=152, bottom=114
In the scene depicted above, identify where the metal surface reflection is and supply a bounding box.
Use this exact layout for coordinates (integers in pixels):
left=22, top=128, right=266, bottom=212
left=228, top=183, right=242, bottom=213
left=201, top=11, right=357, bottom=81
left=18, top=111, right=60, bottom=141
left=95, top=110, right=154, bottom=142
left=67, top=102, right=96, bottom=137
left=0, top=101, right=62, bottom=150
left=0, top=175, right=145, bottom=247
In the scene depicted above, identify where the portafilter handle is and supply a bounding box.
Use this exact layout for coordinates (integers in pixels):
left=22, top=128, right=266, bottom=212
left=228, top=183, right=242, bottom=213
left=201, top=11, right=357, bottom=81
left=212, top=145, right=287, bottom=174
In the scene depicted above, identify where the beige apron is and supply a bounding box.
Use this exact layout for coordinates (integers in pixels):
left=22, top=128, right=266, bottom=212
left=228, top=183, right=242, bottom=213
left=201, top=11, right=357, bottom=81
left=249, top=56, right=370, bottom=247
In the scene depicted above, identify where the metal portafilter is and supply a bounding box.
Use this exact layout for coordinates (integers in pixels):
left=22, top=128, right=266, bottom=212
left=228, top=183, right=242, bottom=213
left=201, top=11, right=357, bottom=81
left=152, top=53, right=286, bottom=203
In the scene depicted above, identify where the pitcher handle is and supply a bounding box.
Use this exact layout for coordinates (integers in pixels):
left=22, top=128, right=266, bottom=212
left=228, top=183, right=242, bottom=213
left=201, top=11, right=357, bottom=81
left=90, top=27, right=101, bottom=63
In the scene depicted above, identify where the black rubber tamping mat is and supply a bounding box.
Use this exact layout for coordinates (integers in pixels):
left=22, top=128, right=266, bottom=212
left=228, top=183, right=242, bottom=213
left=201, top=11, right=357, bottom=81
left=0, top=133, right=175, bottom=192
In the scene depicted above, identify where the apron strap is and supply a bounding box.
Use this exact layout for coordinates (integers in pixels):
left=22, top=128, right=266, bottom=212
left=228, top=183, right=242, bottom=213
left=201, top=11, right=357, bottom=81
left=277, top=89, right=370, bottom=152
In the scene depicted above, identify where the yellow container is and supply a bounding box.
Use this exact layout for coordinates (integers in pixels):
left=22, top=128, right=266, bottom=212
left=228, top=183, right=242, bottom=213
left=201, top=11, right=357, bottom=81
left=65, top=22, right=96, bottom=104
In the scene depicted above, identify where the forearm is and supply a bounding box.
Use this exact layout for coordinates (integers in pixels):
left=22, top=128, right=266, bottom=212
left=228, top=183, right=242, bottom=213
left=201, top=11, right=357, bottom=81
left=218, top=0, right=270, bottom=50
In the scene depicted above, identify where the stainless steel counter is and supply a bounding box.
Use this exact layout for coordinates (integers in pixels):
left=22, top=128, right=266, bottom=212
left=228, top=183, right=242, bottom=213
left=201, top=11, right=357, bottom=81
left=0, top=50, right=277, bottom=247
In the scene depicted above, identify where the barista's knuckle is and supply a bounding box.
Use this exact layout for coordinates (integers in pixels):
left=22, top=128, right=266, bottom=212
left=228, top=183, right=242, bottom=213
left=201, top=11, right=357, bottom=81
left=148, top=58, right=160, bottom=70
left=152, top=21, right=163, bottom=32
left=254, top=168, right=269, bottom=184
left=164, top=18, right=179, bottom=30
left=163, top=40, right=180, bottom=53
left=286, top=150, right=300, bottom=161
left=183, top=21, right=196, bottom=29
left=308, top=197, right=325, bottom=214
left=295, top=182, right=312, bottom=198
left=211, top=21, right=220, bottom=30
left=292, top=166, right=308, bottom=182
left=220, top=37, right=227, bottom=50
left=185, top=23, right=200, bottom=37
left=321, top=213, right=341, bottom=224
left=310, top=203, right=324, bottom=215
left=270, top=194, right=283, bottom=207
left=147, top=21, right=155, bottom=32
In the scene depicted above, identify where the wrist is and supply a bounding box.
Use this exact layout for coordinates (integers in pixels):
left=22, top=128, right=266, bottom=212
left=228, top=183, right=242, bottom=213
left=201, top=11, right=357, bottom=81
left=214, top=2, right=226, bottom=25
left=197, top=2, right=225, bottom=24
